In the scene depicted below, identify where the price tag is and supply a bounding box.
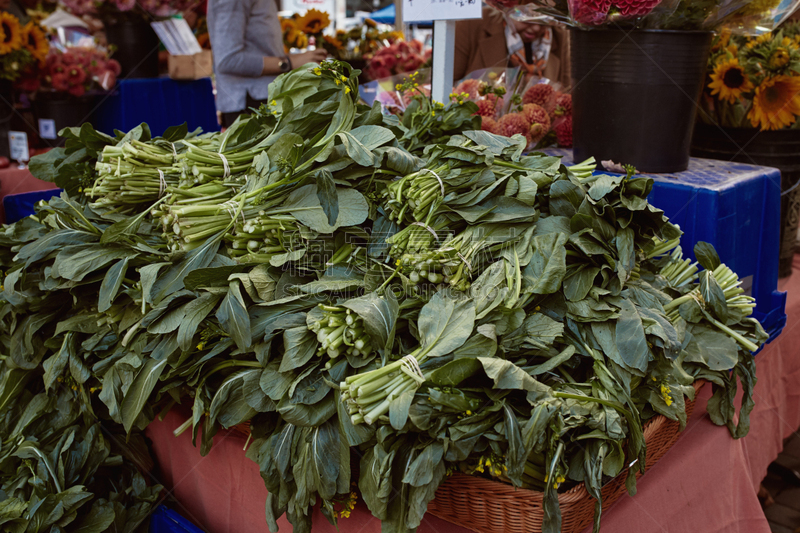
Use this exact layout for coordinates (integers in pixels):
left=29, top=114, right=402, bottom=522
left=39, top=118, right=57, bottom=140
left=402, top=0, right=481, bottom=23
left=8, top=131, right=29, bottom=163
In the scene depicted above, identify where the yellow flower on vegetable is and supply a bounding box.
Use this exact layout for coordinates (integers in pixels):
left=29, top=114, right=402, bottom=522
left=0, top=12, right=23, bottom=55
left=313, top=67, right=321, bottom=75
left=660, top=383, right=673, bottom=406
left=197, top=341, right=206, bottom=351
left=748, top=74, right=800, bottom=130
left=297, top=8, right=330, bottom=34
left=708, top=57, right=754, bottom=103
left=345, top=86, right=351, bottom=94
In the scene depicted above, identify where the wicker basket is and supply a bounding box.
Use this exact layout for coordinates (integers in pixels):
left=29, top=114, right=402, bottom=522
left=229, top=381, right=705, bottom=533
left=427, top=380, right=705, bottom=533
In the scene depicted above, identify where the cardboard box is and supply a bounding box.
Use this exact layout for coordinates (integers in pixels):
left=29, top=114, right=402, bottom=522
left=168, top=50, right=213, bottom=80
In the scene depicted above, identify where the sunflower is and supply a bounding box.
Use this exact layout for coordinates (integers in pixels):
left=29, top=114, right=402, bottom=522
left=297, top=8, right=330, bottom=35
left=22, top=22, right=48, bottom=63
left=323, top=34, right=343, bottom=50
left=708, top=57, right=754, bottom=103
left=0, top=12, right=23, bottom=55
left=285, top=28, right=308, bottom=49
left=769, top=47, right=791, bottom=69
left=748, top=75, right=800, bottom=130
left=280, top=18, right=296, bottom=34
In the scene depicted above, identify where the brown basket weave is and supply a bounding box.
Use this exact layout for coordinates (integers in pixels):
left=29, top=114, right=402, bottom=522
left=228, top=381, right=705, bottom=533
left=427, top=380, right=705, bottom=533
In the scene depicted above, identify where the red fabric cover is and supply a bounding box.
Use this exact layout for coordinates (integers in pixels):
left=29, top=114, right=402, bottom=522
left=146, top=256, right=800, bottom=533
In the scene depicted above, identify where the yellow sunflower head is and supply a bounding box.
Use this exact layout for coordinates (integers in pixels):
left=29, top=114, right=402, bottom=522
left=280, top=18, right=296, bottom=34
left=769, top=47, right=791, bottom=69
left=708, top=57, right=754, bottom=104
left=22, top=22, right=48, bottom=64
left=364, top=18, right=377, bottom=28
left=323, top=34, right=343, bottom=50
left=0, top=12, right=23, bottom=55
left=713, top=28, right=731, bottom=51
left=748, top=75, right=800, bottom=130
left=297, top=9, right=330, bottom=35
left=292, top=30, right=308, bottom=49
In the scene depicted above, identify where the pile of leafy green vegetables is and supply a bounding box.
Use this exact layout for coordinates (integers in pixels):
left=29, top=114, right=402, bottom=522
left=0, top=60, right=766, bottom=533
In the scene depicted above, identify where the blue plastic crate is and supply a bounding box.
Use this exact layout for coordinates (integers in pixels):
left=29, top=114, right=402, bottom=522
left=149, top=506, right=204, bottom=533
left=546, top=148, right=787, bottom=340
left=3, top=188, right=62, bottom=224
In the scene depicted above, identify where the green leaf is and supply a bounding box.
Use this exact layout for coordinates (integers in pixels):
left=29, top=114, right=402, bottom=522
left=522, top=233, right=568, bottom=294
left=685, top=325, right=739, bottom=371
left=700, top=270, right=728, bottom=322
left=615, top=300, right=651, bottom=373
left=284, top=184, right=369, bottom=233
left=418, top=292, right=476, bottom=357
left=98, top=257, right=129, bottom=312
left=428, top=358, right=482, bottom=386
left=279, top=327, right=318, bottom=372
left=310, top=418, right=340, bottom=500
left=694, top=241, right=721, bottom=271
left=336, top=131, right=376, bottom=166
left=121, top=358, right=167, bottom=433
left=216, top=281, right=252, bottom=350
left=150, top=236, right=221, bottom=305
left=315, top=169, right=339, bottom=226
left=209, top=369, right=259, bottom=428
left=177, top=293, right=222, bottom=351
left=184, top=264, right=250, bottom=290
left=478, top=358, right=552, bottom=401
left=342, top=291, right=399, bottom=355
left=161, top=122, right=189, bottom=141
left=389, top=389, right=415, bottom=430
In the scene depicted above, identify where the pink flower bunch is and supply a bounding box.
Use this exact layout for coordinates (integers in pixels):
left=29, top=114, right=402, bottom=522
left=481, top=85, right=572, bottom=148
left=35, top=47, right=120, bottom=96
left=366, top=40, right=430, bottom=80
left=569, top=0, right=662, bottom=25
left=61, top=0, right=194, bottom=16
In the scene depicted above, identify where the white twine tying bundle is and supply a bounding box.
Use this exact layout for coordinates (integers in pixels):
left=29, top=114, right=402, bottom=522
left=411, top=222, right=439, bottom=242
left=219, top=153, right=231, bottom=179
left=157, top=169, right=167, bottom=198
left=222, top=200, right=244, bottom=224
left=457, top=252, right=472, bottom=272
left=171, top=142, right=178, bottom=161
left=422, top=168, right=445, bottom=196
left=400, top=355, right=425, bottom=384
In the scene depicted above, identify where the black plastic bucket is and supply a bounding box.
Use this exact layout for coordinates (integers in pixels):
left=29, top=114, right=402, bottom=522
left=33, top=95, right=96, bottom=147
left=692, top=123, right=800, bottom=278
left=571, top=29, right=713, bottom=173
left=0, top=80, right=12, bottom=159
left=104, top=19, right=160, bottom=79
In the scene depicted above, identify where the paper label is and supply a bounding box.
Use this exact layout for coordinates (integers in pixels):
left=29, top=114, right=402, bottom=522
left=8, top=131, right=29, bottom=162
left=39, top=118, right=57, bottom=140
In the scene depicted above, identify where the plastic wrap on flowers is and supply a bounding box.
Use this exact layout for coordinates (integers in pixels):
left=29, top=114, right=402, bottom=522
left=359, top=69, right=431, bottom=113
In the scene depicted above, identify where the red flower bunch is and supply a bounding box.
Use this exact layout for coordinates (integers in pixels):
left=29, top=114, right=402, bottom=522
left=366, top=40, right=431, bottom=81
left=569, top=0, right=662, bottom=25
left=19, top=47, right=120, bottom=97
left=522, top=83, right=557, bottom=116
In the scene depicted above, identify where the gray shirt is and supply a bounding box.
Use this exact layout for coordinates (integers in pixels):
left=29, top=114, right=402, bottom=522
left=207, top=0, right=284, bottom=113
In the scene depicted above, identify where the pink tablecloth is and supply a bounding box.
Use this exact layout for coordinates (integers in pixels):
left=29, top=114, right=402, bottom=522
left=146, top=256, right=800, bottom=533
left=0, top=165, right=57, bottom=223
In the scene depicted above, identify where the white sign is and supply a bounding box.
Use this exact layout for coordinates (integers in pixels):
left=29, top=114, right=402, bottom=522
left=402, top=0, right=481, bottom=23
left=39, top=118, right=57, bottom=140
left=8, top=131, right=29, bottom=163
left=151, top=18, right=202, bottom=56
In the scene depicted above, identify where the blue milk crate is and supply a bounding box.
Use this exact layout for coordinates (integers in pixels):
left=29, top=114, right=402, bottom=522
left=3, top=188, right=62, bottom=224
left=149, top=505, right=205, bottom=533
left=546, top=149, right=787, bottom=341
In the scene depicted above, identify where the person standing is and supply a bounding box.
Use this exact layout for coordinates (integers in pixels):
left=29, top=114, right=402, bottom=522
left=454, top=8, right=570, bottom=88
left=207, top=0, right=327, bottom=127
